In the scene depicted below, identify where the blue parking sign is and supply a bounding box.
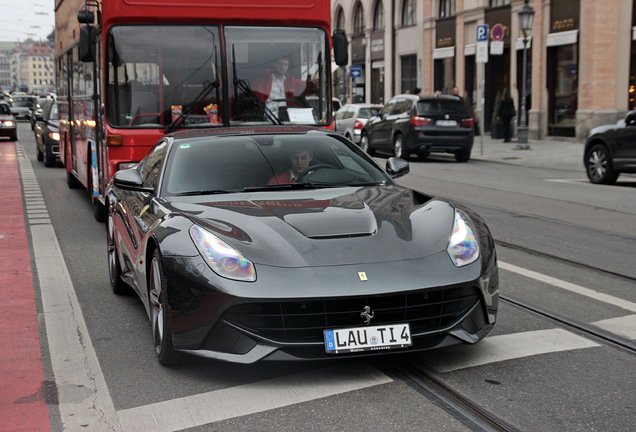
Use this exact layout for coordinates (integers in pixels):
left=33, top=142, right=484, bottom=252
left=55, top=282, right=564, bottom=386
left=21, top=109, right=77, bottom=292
left=350, top=65, right=362, bottom=78
left=477, top=25, right=489, bottom=42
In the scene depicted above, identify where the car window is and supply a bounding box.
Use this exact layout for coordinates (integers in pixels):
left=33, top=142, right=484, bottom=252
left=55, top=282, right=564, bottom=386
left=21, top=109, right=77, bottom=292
left=417, top=100, right=468, bottom=115
left=358, top=107, right=380, bottom=118
left=343, top=107, right=354, bottom=119
left=380, top=100, right=395, bottom=116
left=335, top=108, right=347, bottom=121
left=138, top=141, right=169, bottom=189
left=390, top=98, right=408, bottom=115
left=0, top=104, right=10, bottom=115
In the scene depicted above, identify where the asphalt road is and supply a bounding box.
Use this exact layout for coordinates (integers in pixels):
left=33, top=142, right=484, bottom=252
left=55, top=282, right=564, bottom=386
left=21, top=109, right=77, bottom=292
left=9, top=121, right=636, bottom=431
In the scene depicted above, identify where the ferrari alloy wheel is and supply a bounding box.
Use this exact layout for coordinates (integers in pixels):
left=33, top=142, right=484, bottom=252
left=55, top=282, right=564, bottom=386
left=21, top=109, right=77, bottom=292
left=586, top=144, right=619, bottom=184
left=107, top=212, right=129, bottom=295
left=149, top=249, right=183, bottom=366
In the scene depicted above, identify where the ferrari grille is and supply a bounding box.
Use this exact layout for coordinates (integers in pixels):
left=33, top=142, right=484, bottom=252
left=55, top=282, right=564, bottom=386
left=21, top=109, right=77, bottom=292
left=223, top=286, right=479, bottom=343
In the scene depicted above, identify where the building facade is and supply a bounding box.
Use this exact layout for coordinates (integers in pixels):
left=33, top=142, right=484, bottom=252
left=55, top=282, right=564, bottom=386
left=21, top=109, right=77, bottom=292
left=0, top=40, right=55, bottom=95
left=332, top=0, right=635, bottom=141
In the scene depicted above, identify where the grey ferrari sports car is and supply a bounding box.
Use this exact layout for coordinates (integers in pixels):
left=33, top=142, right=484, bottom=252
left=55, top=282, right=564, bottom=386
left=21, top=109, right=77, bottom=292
left=107, top=126, right=499, bottom=365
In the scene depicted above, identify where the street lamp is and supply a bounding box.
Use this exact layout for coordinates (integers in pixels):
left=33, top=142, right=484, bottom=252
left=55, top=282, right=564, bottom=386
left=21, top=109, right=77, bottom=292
left=516, top=0, right=535, bottom=149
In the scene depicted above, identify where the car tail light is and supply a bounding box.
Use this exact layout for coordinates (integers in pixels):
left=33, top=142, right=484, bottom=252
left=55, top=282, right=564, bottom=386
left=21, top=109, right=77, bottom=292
left=410, top=116, right=432, bottom=126
left=461, top=118, right=475, bottom=128
left=354, top=119, right=364, bottom=129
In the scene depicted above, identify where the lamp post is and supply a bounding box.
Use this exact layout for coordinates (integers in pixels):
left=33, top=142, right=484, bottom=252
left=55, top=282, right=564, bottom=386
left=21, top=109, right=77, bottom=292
left=516, top=0, right=535, bottom=150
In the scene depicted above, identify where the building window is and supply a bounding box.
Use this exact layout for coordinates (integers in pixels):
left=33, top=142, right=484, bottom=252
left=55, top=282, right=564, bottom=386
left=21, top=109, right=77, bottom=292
left=335, top=7, right=345, bottom=31
left=402, top=0, right=416, bottom=27
left=354, top=2, right=365, bottom=35
left=489, top=0, right=510, bottom=6
left=373, top=1, right=385, bottom=31
left=439, top=0, right=456, bottom=18
left=401, top=55, right=417, bottom=93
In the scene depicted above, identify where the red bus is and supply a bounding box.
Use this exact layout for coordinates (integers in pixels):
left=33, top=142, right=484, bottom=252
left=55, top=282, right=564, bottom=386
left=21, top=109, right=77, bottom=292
left=55, top=0, right=347, bottom=221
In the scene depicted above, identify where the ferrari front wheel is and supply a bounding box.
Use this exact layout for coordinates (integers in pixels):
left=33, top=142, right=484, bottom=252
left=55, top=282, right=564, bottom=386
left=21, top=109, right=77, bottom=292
left=149, top=249, right=183, bottom=366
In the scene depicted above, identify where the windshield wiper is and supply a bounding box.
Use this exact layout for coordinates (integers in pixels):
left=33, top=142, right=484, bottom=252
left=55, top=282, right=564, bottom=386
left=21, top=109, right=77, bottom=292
left=173, top=189, right=231, bottom=196
left=164, top=79, right=220, bottom=134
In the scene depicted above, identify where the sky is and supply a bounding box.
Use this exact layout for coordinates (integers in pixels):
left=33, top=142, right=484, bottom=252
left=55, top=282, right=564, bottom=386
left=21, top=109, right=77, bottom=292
left=0, top=1, right=55, bottom=42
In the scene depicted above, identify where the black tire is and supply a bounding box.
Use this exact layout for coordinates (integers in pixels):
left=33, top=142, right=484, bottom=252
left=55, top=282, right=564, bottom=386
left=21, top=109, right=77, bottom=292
left=107, top=211, right=130, bottom=295
left=149, top=249, right=183, bottom=366
left=10, top=132, right=17, bottom=141
left=360, top=132, right=374, bottom=155
left=393, top=134, right=405, bottom=159
left=455, top=148, right=471, bottom=163
left=44, top=144, right=55, bottom=167
left=586, top=143, right=619, bottom=184
left=88, top=154, right=106, bottom=222
left=36, top=146, right=44, bottom=161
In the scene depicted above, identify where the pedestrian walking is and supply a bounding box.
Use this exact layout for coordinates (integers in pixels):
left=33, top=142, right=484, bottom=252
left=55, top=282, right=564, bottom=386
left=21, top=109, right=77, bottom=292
left=496, top=88, right=516, bottom=142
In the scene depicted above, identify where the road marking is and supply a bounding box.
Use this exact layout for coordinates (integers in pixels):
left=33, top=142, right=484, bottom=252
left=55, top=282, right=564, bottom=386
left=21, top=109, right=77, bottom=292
left=19, top=150, right=121, bottom=432
left=117, top=363, right=391, bottom=432
left=593, top=314, right=636, bottom=340
left=424, top=329, right=600, bottom=373
left=499, top=261, right=636, bottom=313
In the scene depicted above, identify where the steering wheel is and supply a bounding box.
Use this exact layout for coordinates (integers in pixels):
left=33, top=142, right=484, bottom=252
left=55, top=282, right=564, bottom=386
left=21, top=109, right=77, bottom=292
left=296, top=164, right=332, bottom=183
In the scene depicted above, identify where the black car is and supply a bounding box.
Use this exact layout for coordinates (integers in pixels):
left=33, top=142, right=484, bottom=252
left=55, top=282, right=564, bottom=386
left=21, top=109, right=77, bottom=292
left=107, top=126, right=498, bottom=365
left=361, top=94, right=475, bottom=162
left=0, top=101, right=18, bottom=141
left=584, top=111, right=636, bottom=184
left=34, top=100, right=60, bottom=167
left=30, top=97, right=48, bottom=130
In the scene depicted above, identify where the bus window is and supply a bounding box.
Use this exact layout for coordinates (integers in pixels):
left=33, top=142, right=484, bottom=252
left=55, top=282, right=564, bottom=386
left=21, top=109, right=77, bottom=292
left=225, top=26, right=329, bottom=126
left=106, top=25, right=222, bottom=128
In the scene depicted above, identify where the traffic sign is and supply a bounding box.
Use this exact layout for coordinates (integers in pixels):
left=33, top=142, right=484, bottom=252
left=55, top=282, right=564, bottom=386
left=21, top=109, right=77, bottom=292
left=477, top=25, right=489, bottom=42
left=350, top=65, right=362, bottom=78
left=491, top=24, right=505, bottom=41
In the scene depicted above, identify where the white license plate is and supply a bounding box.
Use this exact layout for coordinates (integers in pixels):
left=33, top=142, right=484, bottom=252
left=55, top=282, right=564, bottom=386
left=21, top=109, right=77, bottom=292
left=324, top=323, right=412, bottom=354
left=436, top=120, right=457, bottom=126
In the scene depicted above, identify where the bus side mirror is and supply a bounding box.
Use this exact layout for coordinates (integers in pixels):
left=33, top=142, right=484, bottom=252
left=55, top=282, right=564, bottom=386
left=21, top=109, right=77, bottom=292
left=79, top=26, right=96, bottom=62
left=333, top=30, right=348, bottom=66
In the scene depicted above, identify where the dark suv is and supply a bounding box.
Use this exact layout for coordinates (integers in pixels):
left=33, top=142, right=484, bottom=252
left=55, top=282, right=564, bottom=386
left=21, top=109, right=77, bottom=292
left=360, top=94, right=475, bottom=162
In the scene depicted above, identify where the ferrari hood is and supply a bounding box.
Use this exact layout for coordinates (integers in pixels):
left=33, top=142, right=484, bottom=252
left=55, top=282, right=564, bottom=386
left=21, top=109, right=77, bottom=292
left=164, top=186, right=456, bottom=267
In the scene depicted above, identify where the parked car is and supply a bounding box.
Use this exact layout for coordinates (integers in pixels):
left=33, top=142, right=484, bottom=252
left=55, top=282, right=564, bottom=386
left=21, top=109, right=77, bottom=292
left=360, top=94, right=475, bottom=162
left=305, top=96, right=343, bottom=118
left=583, top=111, right=636, bottom=184
left=34, top=100, right=60, bottom=167
left=9, top=95, right=37, bottom=120
left=335, top=103, right=383, bottom=144
left=30, top=97, right=48, bottom=130
left=0, top=101, right=18, bottom=141
left=106, top=126, right=498, bottom=365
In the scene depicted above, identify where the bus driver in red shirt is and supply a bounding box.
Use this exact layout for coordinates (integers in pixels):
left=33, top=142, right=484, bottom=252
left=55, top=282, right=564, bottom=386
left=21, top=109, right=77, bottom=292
left=253, top=57, right=317, bottom=118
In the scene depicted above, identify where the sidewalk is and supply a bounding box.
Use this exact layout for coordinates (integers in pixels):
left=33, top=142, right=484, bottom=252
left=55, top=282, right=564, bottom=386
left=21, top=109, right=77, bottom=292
left=470, top=134, right=584, bottom=171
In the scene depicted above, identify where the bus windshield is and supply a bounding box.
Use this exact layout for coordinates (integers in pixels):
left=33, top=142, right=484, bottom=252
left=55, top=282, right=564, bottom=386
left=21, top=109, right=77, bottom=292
left=106, top=25, right=329, bottom=129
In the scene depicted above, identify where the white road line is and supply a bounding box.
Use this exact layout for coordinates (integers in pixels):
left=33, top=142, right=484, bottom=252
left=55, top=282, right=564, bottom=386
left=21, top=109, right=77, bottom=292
left=424, top=329, right=600, bottom=373
left=593, top=314, right=636, bottom=340
left=19, top=153, right=121, bottom=432
left=117, top=363, right=392, bottom=432
left=499, top=261, right=636, bottom=313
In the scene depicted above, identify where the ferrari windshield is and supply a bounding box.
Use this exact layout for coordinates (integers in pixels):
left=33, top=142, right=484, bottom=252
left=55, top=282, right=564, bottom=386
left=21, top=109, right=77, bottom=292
left=106, top=25, right=329, bottom=129
left=162, top=133, right=392, bottom=196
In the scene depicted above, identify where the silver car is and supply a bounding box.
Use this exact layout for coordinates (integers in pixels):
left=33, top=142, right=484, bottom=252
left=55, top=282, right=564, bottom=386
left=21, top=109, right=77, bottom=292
left=335, top=103, right=382, bottom=144
left=10, top=95, right=37, bottom=120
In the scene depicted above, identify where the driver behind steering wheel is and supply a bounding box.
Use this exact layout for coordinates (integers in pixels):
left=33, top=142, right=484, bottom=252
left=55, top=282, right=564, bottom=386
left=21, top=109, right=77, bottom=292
left=267, top=145, right=314, bottom=185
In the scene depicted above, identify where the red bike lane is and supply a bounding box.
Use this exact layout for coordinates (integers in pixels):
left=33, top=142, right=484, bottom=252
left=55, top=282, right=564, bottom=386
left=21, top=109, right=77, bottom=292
left=0, top=141, right=51, bottom=431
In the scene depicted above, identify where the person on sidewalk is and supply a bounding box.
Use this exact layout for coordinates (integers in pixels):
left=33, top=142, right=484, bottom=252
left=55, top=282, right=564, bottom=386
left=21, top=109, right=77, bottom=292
left=496, top=88, right=516, bottom=142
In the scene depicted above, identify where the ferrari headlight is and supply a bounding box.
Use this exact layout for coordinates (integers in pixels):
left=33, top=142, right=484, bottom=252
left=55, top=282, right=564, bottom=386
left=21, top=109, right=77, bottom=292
left=447, top=210, right=479, bottom=267
left=189, top=225, right=256, bottom=281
